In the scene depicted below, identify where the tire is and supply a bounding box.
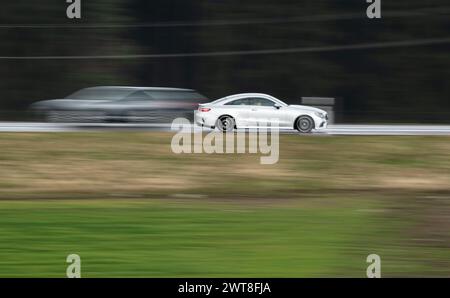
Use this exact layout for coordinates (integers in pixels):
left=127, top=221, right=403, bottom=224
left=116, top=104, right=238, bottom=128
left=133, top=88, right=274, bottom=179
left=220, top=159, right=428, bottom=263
left=216, top=116, right=235, bottom=132
left=295, top=115, right=314, bottom=133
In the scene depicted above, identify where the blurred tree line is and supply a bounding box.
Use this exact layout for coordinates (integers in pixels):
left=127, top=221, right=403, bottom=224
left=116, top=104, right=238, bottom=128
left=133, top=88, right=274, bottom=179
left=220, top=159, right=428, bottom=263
left=0, top=0, right=448, bottom=122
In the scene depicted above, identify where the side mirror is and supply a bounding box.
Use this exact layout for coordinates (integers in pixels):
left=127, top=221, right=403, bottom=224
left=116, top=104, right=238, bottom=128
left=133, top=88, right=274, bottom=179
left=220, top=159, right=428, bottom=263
left=274, top=104, right=281, bottom=109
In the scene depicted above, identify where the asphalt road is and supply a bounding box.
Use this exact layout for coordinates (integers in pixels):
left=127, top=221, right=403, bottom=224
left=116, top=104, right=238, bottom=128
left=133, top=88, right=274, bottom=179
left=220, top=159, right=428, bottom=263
left=0, top=122, right=450, bottom=135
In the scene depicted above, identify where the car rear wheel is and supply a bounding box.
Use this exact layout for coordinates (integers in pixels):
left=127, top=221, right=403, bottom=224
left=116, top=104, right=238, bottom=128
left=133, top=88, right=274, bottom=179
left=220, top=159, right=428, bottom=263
left=216, top=116, right=235, bottom=132
left=295, top=116, right=314, bottom=133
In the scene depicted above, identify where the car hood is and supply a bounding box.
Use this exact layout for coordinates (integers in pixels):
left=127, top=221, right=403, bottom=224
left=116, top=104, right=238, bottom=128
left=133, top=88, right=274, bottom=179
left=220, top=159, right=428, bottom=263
left=288, top=105, right=326, bottom=114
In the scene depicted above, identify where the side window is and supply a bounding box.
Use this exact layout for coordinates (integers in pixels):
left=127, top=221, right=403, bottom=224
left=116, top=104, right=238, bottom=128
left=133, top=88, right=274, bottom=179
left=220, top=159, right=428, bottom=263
left=225, top=98, right=252, bottom=106
left=251, top=97, right=275, bottom=106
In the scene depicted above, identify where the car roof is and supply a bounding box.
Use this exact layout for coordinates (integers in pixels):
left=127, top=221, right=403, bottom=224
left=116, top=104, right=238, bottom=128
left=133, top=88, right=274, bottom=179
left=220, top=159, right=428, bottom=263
left=211, top=93, right=285, bottom=105
left=225, top=93, right=273, bottom=99
left=82, top=86, right=195, bottom=92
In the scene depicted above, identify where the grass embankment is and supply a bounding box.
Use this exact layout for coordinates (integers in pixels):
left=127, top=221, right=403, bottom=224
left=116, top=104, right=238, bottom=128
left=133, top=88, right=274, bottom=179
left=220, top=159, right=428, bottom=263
left=0, top=133, right=448, bottom=277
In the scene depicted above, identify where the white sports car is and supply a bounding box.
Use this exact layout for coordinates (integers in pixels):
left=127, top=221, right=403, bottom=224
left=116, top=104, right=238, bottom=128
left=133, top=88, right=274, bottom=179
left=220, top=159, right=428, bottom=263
left=194, top=93, right=328, bottom=133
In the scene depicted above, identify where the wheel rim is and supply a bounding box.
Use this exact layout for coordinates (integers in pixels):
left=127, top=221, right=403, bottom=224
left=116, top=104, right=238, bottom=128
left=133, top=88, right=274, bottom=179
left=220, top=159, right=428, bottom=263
left=219, top=117, right=233, bottom=131
left=298, top=118, right=312, bottom=132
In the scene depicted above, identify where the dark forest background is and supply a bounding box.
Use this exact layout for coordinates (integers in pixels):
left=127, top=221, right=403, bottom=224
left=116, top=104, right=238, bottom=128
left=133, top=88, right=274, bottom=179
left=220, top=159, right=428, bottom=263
left=0, top=0, right=449, bottom=122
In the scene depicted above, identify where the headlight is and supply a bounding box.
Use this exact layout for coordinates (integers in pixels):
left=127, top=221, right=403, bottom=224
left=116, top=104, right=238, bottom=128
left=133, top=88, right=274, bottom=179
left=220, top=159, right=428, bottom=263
left=314, top=112, right=326, bottom=119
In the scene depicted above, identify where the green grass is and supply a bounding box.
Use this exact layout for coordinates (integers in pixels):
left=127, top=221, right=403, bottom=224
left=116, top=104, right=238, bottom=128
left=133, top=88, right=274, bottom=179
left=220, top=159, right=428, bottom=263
left=0, top=133, right=448, bottom=277
left=0, top=196, right=448, bottom=277
left=0, top=198, right=397, bottom=277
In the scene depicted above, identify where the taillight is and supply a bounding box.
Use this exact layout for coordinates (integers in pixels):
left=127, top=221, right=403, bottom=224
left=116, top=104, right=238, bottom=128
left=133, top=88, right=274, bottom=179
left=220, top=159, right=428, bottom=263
left=198, top=107, right=211, bottom=112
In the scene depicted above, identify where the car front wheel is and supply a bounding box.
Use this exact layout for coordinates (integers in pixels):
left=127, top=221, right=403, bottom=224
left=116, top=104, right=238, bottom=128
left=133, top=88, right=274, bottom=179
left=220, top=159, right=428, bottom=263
left=295, top=116, right=314, bottom=133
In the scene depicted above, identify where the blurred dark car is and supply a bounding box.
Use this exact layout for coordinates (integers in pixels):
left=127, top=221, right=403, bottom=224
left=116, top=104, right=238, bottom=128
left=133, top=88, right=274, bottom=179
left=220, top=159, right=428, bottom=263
left=30, top=86, right=209, bottom=123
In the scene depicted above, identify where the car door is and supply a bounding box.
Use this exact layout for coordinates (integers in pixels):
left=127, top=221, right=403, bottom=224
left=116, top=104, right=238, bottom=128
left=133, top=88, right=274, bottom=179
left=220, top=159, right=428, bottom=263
left=223, top=98, right=253, bottom=127
left=247, top=97, right=288, bottom=128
